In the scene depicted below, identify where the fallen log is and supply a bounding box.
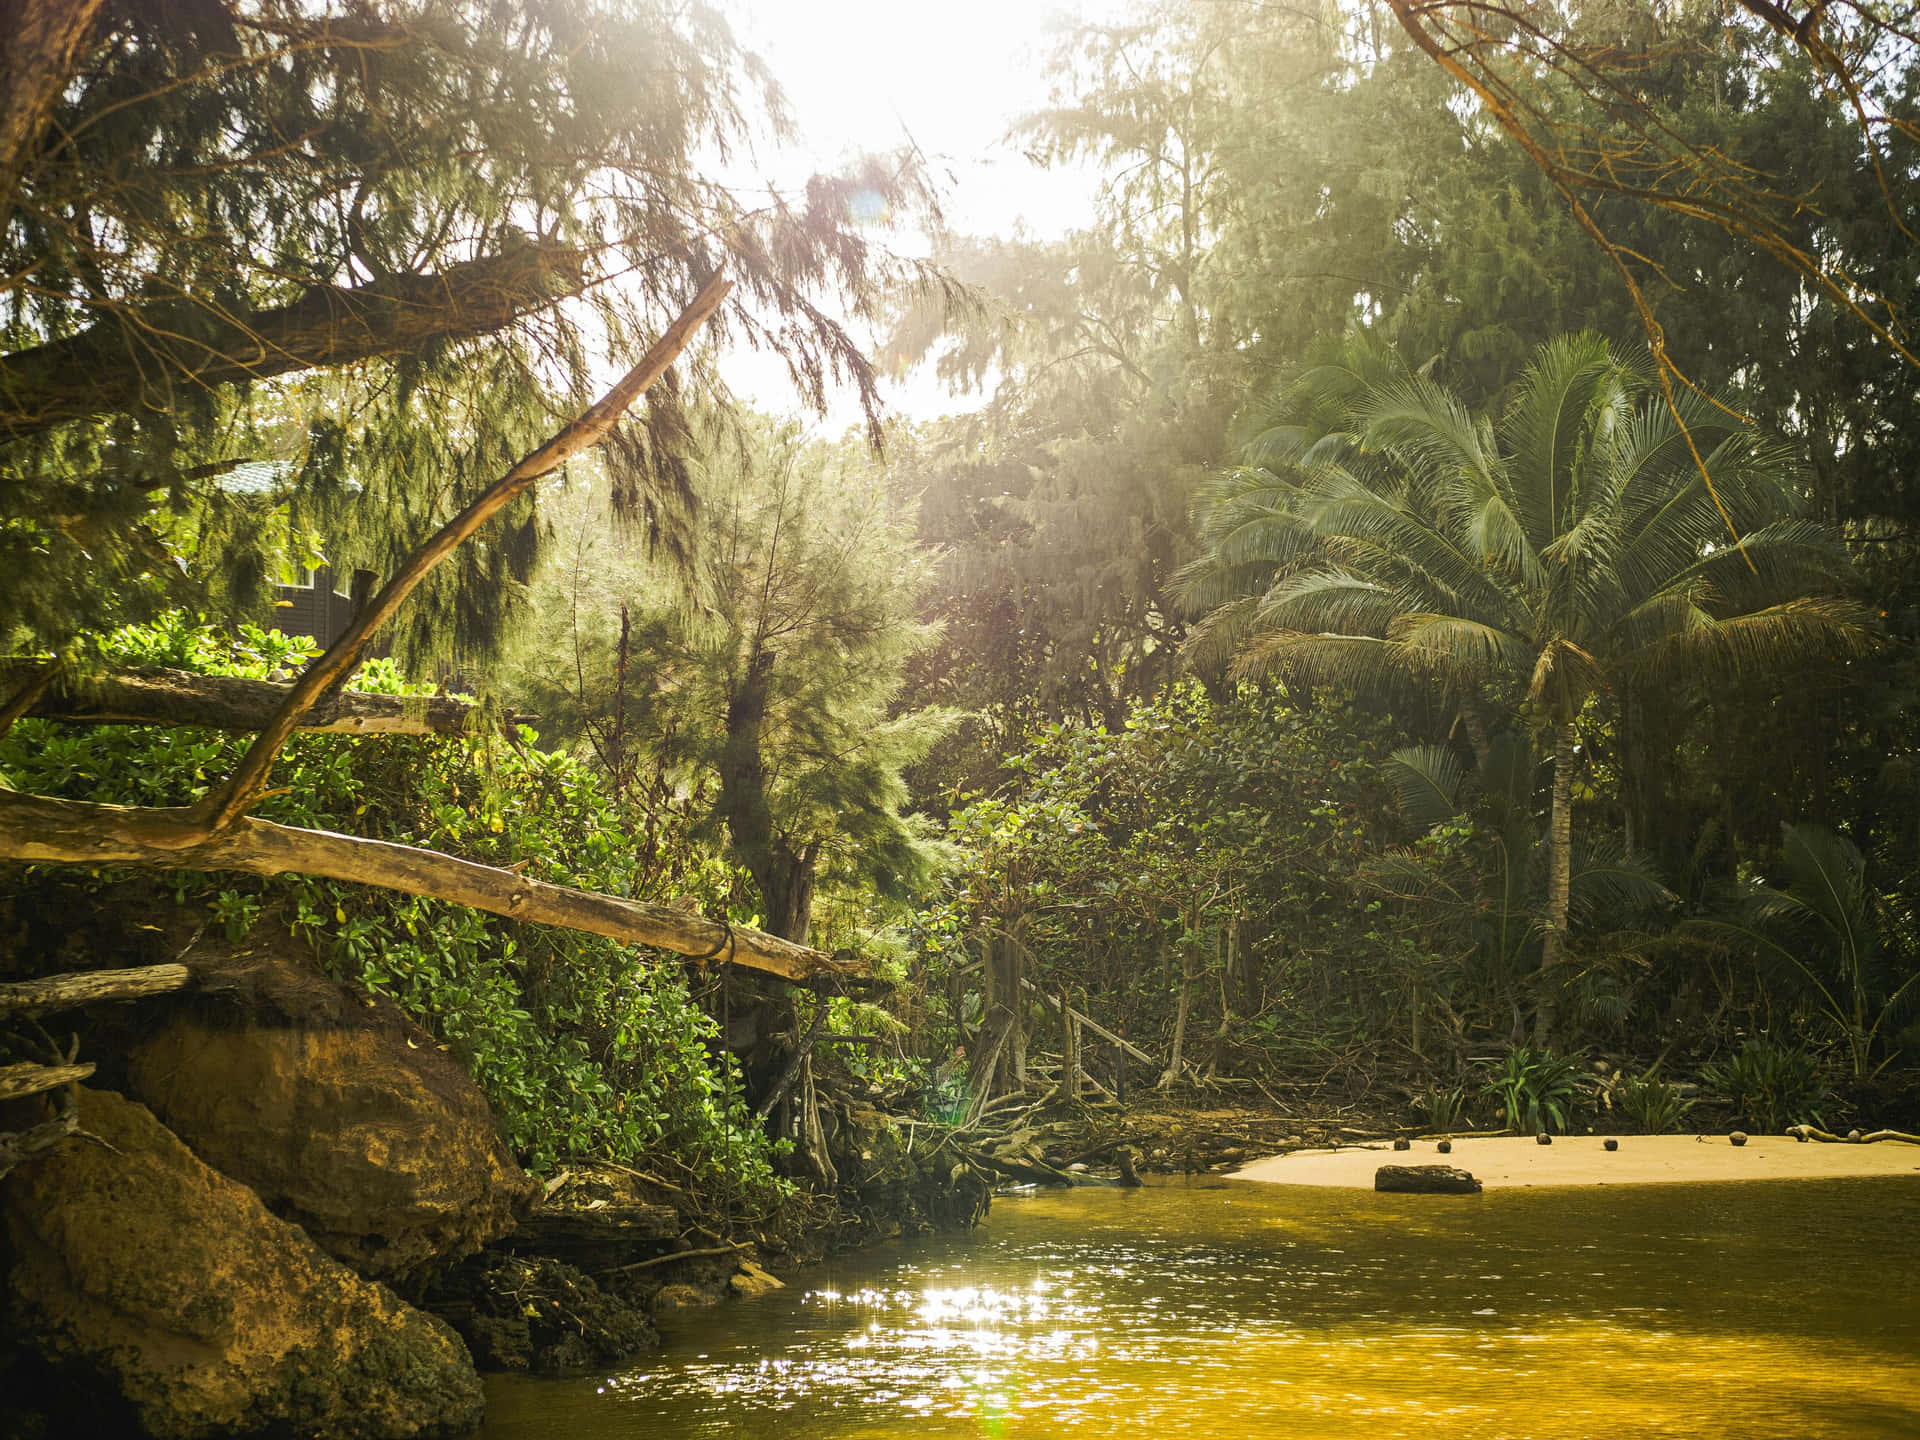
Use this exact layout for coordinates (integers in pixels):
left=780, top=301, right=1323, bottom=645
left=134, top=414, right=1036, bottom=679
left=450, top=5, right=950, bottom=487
left=2, top=661, right=526, bottom=738
left=0, top=791, right=861, bottom=983
left=0, top=963, right=192, bottom=1015
left=0, top=1061, right=94, bottom=1102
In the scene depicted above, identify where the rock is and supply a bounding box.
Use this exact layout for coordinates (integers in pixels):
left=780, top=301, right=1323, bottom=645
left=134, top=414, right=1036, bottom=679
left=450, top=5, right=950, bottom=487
left=1729, top=1131, right=1748, bottom=1147
left=650, top=1284, right=720, bottom=1315
left=505, top=1203, right=680, bottom=1272
left=123, top=951, right=534, bottom=1281
left=1374, top=1164, right=1482, bottom=1195
left=2, top=1088, right=482, bottom=1440
left=1604, top=1138, right=1619, bottom=1152
left=1848, top=1129, right=1863, bottom=1143
left=1392, top=1138, right=1411, bottom=1151
left=1435, top=1139, right=1452, bottom=1154
left=1219, top=1147, right=1246, bottom=1161
left=1067, top=1162, right=1089, bottom=1173
left=729, top=1261, right=785, bottom=1298
left=1536, top=1132, right=1552, bottom=1146
left=427, top=1252, right=656, bottom=1375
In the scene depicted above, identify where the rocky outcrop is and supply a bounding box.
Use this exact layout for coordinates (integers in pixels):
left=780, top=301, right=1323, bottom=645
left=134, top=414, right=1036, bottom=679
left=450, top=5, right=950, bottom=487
left=2, top=1089, right=483, bottom=1440
left=501, top=1202, right=679, bottom=1271
left=428, top=1252, right=658, bottom=1375
left=123, top=949, right=534, bottom=1281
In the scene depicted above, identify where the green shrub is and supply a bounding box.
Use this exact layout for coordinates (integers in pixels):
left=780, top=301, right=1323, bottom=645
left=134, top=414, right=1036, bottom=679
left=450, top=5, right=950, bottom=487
left=3, top=616, right=787, bottom=1202
left=1414, top=1082, right=1467, bottom=1132
left=1704, top=1039, right=1826, bottom=1133
left=1616, top=1074, right=1692, bottom=1133
left=1481, top=1045, right=1582, bottom=1133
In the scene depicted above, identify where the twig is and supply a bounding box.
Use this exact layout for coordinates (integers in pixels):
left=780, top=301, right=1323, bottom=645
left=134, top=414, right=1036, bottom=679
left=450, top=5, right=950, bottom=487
left=602, top=1242, right=748, bottom=1278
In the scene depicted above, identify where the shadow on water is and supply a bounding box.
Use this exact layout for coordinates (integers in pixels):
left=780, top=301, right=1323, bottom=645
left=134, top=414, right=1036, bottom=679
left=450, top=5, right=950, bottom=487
left=481, top=1174, right=1920, bottom=1439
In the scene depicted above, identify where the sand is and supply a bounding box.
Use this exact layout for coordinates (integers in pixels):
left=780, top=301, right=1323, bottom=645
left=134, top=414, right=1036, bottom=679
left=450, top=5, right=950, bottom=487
left=1232, top=1133, right=1920, bottom=1189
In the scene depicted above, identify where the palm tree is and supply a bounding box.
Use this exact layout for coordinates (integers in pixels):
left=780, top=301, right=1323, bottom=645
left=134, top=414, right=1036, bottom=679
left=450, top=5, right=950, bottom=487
left=1179, top=333, right=1867, bottom=1039
left=1697, top=823, right=1919, bottom=1081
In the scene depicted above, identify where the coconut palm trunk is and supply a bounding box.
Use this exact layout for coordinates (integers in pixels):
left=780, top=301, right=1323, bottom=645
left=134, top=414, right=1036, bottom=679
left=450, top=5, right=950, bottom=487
left=1536, top=716, right=1577, bottom=1045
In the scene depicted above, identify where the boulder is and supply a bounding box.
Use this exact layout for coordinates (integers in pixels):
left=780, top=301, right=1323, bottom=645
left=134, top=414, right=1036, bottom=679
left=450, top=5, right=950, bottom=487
left=650, top=1283, right=721, bottom=1315
left=427, top=1253, right=657, bottom=1375
left=2, top=1089, right=483, bottom=1440
left=1374, top=1163, right=1483, bottom=1195
left=123, top=950, right=533, bottom=1280
left=728, top=1260, right=785, bottom=1298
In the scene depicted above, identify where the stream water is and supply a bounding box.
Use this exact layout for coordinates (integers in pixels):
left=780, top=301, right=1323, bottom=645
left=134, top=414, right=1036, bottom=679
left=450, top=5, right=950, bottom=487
left=480, top=1175, right=1920, bottom=1439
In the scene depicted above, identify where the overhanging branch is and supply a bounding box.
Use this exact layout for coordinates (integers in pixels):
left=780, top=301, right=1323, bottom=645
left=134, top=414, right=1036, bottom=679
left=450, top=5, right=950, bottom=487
left=2, top=660, right=524, bottom=737
left=0, top=790, right=859, bottom=983
left=0, top=243, right=588, bottom=441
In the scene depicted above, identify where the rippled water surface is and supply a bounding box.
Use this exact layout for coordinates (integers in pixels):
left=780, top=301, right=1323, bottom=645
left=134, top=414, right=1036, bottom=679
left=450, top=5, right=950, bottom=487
left=481, top=1175, right=1920, bottom=1439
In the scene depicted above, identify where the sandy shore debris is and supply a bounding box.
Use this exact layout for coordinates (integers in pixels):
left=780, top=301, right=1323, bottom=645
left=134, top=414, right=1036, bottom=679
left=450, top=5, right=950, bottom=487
left=1232, top=1133, right=1920, bottom=1189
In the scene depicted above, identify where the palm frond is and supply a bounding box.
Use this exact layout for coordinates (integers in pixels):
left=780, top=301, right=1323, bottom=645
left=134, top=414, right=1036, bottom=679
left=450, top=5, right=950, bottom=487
left=1383, top=743, right=1472, bottom=830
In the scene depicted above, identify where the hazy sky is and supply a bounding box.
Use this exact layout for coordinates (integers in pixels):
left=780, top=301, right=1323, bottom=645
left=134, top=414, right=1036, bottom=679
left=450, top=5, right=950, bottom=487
left=718, top=0, right=1122, bottom=425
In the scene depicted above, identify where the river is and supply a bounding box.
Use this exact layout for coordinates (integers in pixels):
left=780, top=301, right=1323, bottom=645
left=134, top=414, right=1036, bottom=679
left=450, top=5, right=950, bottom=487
left=480, top=1174, right=1920, bottom=1438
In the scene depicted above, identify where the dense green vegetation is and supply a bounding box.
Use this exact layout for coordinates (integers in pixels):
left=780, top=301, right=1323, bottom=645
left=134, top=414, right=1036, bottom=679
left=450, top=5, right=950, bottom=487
left=5, top=0, right=1920, bottom=1200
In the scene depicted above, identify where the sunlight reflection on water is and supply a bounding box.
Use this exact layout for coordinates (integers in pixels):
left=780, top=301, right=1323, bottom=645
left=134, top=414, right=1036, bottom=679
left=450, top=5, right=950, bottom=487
left=484, top=1176, right=1920, bottom=1440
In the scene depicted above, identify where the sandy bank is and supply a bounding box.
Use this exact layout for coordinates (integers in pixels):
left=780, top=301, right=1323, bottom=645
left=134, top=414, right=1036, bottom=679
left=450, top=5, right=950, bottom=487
left=1233, top=1133, right=1920, bottom=1189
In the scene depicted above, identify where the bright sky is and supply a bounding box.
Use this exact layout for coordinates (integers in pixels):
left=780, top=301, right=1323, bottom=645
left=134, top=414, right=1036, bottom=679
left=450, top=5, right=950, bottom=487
left=716, top=0, right=1123, bottom=426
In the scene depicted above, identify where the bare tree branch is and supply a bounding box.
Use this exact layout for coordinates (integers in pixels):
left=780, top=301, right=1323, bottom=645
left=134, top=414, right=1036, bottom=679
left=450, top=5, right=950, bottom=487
left=197, top=270, right=734, bottom=834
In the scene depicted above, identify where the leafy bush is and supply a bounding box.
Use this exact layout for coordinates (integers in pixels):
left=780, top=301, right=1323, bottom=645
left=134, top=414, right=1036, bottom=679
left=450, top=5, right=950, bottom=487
left=3, top=617, right=786, bottom=1201
left=1616, top=1074, right=1692, bottom=1133
left=1414, top=1082, right=1467, bottom=1132
left=1705, top=1039, right=1826, bottom=1133
left=1481, top=1045, right=1582, bottom=1133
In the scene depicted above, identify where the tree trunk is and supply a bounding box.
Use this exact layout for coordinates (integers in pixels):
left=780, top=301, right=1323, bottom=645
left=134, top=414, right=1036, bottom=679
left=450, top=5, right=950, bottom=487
left=0, top=0, right=106, bottom=217
left=0, top=790, right=854, bottom=983
left=1160, top=946, right=1193, bottom=1090
left=1057, top=984, right=1080, bottom=1103
left=1536, top=717, right=1577, bottom=1046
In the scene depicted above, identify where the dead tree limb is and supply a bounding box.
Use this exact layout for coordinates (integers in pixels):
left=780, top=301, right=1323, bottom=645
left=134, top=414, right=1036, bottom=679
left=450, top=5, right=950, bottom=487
left=2, top=660, right=524, bottom=737
left=0, top=963, right=190, bottom=1015
left=0, top=1062, right=94, bottom=1102
left=0, top=1078, right=81, bottom=1179
left=0, top=790, right=857, bottom=983
left=199, top=269, right=733, bottom=833
left=754, top=998, right=835, bottom=1121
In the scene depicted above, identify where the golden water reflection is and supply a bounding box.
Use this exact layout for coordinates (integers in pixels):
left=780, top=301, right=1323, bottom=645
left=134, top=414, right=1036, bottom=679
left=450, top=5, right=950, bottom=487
left=482, top=1176, right=1920, bottom=1439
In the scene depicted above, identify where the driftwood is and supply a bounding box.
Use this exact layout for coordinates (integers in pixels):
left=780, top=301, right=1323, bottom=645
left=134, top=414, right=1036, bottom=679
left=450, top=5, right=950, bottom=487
left=0, top=1079, right=83, bottom=1179
left=1788, top=1124, right=1920, bottom=1145
left=0, top=791, right=856, bottom=983
left=3, top=661, right=524, bottom=738
left=0, top=963, right=192, bottom=1014
left=0, top=1061, right=94, bottom=1102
